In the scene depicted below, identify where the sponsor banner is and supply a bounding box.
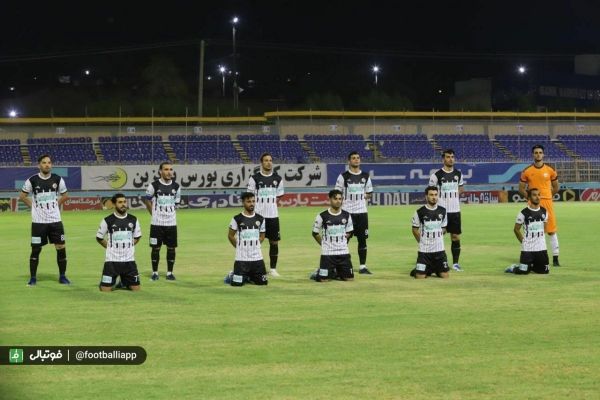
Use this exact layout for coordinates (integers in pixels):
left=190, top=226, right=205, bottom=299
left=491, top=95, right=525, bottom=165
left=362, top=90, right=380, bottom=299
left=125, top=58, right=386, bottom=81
left=0, top=167, right=82, bottom=190
left=278, top=193, right=329, bottom=207
left=460, top=191, right=507, bottom=204
left=327, top=162, right=529, bottom=186
left=81, top=164, right=326, bottom=190
left=507, top=189, right=580, bottom=203
left=62, top=197, right=103, bottom=211
left=580, top=188, right=600, bottom=201
left=0, top=198, right=12, bottom=212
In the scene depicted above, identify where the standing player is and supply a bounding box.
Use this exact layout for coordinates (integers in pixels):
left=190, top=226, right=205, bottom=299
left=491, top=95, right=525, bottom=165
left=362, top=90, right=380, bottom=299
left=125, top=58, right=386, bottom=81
left=311, top=189, right=354, bottom=282
left=144, top=161, right=181, bottom=281
left=428, top=149, right=464, bottom=272
left=97, top=193, right=142, bottom=291
left=505, top=188, right=549, bottom=274
left=247, top=152, right=284, bottom=277
left=518, top=144, right=560, bottom=266
left=19, top=154, right=70, bottom=286
left=410, top=186, right=449, bottom=279
left=225, top=192, right=267, bottom=287
left=335, top=151, right=373, bottom=275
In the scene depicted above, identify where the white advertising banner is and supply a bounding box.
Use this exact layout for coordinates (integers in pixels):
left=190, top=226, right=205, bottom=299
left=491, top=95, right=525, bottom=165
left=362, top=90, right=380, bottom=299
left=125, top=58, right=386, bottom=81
left=81, top=164, right=327, bottom=190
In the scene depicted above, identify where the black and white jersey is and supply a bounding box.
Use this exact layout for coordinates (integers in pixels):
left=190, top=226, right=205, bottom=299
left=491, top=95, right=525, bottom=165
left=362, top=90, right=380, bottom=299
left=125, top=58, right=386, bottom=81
left=247, top=172, right=284, bottom=218
left=516, top=206, right=548, bottom=252
left=412, top=205, right=447, bottom=253
left=313, top=209, right=354, bottom=256
left=96, top=213, right=142, bottom=262
left=21, top=173, right=67, bottom=223
left=229, top=212, right=266, bottom=261
left=145, top=179, right=181, bottom=226
left=429, top=168, right=464, bottom=213
left=335, top=170, right=373, bottom=214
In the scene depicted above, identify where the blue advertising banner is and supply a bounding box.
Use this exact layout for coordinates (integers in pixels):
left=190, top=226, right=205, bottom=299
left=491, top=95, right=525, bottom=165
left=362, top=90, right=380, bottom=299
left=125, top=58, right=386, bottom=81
left=0, top=167, right=82, bottom=191
left=327, top=163, right=529, bottom=186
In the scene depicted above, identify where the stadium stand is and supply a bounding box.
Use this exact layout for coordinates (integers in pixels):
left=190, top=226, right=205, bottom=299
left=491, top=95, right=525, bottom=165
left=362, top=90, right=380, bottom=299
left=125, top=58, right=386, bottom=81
left=433, top=134, right=511, bottom=161
left=237, top=134, right=308, bottom=163
left=558, top=135, right=600, bottom=160
left=305, top=134, right=373, bottom=162
left=0, top=139, right=23, bottom=164
left=169, top=135, right=241, bottom=163
left=27, top=137, right=96, bottom=164
left=495, top=135, right=569, bottom=161
left=370, top=134, right=436, bottom=161
left=99, top=135, right=169, bottom=163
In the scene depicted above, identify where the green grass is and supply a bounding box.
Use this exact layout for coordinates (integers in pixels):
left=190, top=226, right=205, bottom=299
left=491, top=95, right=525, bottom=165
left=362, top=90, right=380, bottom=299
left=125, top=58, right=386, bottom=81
left=1, top=203, right=600, bottom=399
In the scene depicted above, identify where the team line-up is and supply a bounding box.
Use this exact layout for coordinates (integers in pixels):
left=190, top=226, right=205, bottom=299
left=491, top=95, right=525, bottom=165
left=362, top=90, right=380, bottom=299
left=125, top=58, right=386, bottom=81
left=19, top=146, right=561, bottom=290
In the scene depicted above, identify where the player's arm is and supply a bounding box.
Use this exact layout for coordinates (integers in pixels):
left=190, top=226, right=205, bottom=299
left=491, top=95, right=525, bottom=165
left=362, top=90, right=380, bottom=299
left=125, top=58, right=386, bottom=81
left=312, top=215, right=323, bottom=245
left=513, top=223, right=523, bottom=243
left=133, top=221, right=142, bottom=245
left=312, top=231, right=322, bottom=245
left=57, top=178, right=68, bottom=206
left=551, top=178, right=559, bottom=195
left=19, top=179, right=33, bottom=208
left=228, top=228, right=237, bottom=248
left=365, top=177, right=373, bottom=201
left=143, top=198, right=153, bottom=215
left=411, top=227, right=420, bottom=243
left=345, top=215, right=354, bottom=240
left=18, top=190, right=32, bottom=208
left=259, top=232, right=266, bottom=243
left=144, top=184, right=154, bottom=215
left=518, top=181, right=528, bottom=199
left=96, top=220, right=108, bottom=248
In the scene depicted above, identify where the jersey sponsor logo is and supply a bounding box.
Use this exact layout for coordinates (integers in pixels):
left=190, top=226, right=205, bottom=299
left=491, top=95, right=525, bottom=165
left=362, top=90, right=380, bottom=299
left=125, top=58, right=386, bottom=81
left=255, top=220, right=261, bottom=226
left=52, top=183, right=57, bottom=189
left=342, top=218, right=347, bottom=224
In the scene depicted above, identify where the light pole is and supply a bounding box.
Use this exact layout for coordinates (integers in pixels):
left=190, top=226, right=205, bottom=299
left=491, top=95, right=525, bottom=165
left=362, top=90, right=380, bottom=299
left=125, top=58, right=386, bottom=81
left=219, top=65, right=227, bottom=97
left=372, top=65, right=380, bottom=86
left=232, top=16, right=239, bottom=110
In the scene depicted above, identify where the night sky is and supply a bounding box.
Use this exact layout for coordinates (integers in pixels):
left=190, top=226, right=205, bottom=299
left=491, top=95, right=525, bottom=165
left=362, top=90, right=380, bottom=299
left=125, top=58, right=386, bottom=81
left=2, top=1, right=600, bottom=114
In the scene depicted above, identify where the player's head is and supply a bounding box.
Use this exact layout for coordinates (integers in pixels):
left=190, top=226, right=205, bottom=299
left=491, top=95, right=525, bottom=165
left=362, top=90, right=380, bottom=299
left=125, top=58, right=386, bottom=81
left=37, top=154, right=52, bottom=174
left=442, top=149, right=455, bottom=168
left=328, top=189, right=343, bottom=211
left=425, top=185, right=439, bottom=206
left=260, top=153, right=273, bottom=172
left=158, top=161, right=174, bottom=181
left=527, top=188, right=540, bottom=206
left=111, top=193, right=128, bottom=215
left=240, top=192, right=256, bottom=213
left=532, top=145, right=544, bottom=162
left=347, top=151, right=361, bottom=168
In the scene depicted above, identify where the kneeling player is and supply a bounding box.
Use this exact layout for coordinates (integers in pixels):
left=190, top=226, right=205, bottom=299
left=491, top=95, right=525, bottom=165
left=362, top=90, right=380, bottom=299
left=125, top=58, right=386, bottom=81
left=226, top=192, right=268, bottom=287
left=505, top=188, right=550, bottom=275
left=311, top=189, right=354, bottom=282
left=96, top=193, right=142, bottom=291
left=410, top=186, right=450, bottom=279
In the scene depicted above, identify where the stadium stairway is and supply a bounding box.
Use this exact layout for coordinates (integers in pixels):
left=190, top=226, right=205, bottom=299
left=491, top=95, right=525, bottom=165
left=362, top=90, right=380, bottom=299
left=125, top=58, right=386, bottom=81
left=554, top=140, right=579, bottom=160
left=20, top=144, right=31, bottom=166
left=232, top=140, right=251, bottom=163
left=163, top=141, right=178, bottom=163
left=491, top=138, right=517, bottom=161
left=429, top=137, right=442, bottom=155
left=369, top=141, right=384, bottom=161
left=299, top=139, right=320, bottom=162
left=92, top=142, right=105, bottom=163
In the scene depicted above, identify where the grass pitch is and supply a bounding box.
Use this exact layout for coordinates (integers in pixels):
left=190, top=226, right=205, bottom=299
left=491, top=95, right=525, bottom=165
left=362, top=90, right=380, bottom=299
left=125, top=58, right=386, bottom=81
left=1, top=203, right=599, bottom=399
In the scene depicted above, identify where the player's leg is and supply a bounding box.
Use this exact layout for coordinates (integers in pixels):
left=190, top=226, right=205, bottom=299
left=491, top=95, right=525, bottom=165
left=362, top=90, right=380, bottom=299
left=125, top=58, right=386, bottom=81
left=336, top=254, right=354, bottom=281
left=28, top=223, right=47, bottom=286
left=230, top=261, right=247, bottom=287
left=49, top=222, right=69, bottom=284
left=121, top=262, right=141, bottom=291
left=509, top=252, right=533, bottom=275
left=448, top=213, right=462, bottom=271
left=531, top=251, right=550, bottom=274
left=543, top=200, right=560, bottom=266
left=165, top=226, right=178, bottom=280
left=266, top=218, right=281, bottom=277
left=413, top=252, right=429, bottom=279
left=248, top=260, right=268, bottom=285
left=433, top=252, right=450, bottom=279
left=316, top=256, right=332, bottom=282
left=99, top=262, right=118, bottom=292
left=149, top=225, right=162, bottom=280
left=354, top=213, right=372, bottom=274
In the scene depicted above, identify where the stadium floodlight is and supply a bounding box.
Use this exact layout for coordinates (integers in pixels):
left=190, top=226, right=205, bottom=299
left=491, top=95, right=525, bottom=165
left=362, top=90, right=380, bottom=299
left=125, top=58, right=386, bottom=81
left=372, top=65, right=380, bottom=86
left=231, top=16, right=240, bottom=109
left=84, top=69, right=90, bottom=76
left=8, top=109, right=18, bottom=118
left=218, top=65, right=227, bottom=97
left=232, top=16, right=239, bottom=24
left=517, top=65, right=527, bottom=74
